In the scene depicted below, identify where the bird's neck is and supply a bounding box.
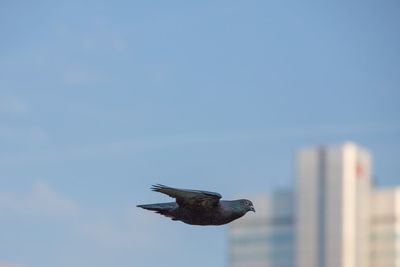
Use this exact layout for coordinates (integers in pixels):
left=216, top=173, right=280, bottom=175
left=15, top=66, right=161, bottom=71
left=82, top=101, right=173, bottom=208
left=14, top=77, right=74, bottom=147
left=224, top=201, right=246, bottom=215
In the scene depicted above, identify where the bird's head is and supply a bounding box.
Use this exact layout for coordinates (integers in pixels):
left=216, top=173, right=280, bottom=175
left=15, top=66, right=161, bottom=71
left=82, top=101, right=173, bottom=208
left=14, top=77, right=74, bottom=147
left=241, top=199, right=255, bottom=212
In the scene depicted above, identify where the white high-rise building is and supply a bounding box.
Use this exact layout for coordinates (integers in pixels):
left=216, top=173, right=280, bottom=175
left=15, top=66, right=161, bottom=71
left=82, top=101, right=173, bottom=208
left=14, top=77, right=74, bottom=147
left=295, top=142, right=371, bottom=267
left=228, top=192, right=294, bottom=267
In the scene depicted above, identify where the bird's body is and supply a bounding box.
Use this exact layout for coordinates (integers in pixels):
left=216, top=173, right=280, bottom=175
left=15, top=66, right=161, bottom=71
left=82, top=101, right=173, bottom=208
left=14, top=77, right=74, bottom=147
left=137, top=184, right=255, bottom=226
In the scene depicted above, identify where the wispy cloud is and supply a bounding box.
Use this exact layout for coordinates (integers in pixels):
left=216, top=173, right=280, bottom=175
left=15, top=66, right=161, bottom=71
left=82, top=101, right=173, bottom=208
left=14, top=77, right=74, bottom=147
left=77, top=208, right=162, bottom=248
left=55, top=17, right=129, bottom=55
left=0, top=96, right=29, bottom=114
left=0, top=181, right=170, bottom=256
left=63, top=69, right=103, bottom=85
left=29, top=128, right=48, bottom=143
left=0, top=181, right=79, bottom=218
left=0, top=95, right=48, bottom=143
left=111, top=36, right=127, bottom=53
left=0, top=121, right=399, bottom=165
left=0, top=261, right=27, bottom=267
left=0, top=126, right=48, bottom=144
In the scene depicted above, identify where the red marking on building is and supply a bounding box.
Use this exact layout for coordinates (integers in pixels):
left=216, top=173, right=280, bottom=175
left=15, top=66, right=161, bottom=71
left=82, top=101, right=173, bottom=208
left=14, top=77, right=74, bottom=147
left=356, top=163, right=364, bottom=177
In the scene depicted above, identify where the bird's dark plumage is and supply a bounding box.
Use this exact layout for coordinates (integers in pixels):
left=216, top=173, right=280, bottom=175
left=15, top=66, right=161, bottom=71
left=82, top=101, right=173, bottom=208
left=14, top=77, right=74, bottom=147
left=137, top=184, right=255, bottom=226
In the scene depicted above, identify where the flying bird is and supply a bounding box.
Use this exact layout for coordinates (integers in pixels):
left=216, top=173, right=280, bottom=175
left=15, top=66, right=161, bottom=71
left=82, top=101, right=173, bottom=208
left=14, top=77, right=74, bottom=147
left=137, top=184, right=255, bottom=226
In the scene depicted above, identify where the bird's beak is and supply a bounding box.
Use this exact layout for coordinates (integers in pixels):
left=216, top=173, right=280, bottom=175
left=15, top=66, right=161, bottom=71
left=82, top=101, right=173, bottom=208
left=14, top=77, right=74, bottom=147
left=250, top=206, right=255, bottom=212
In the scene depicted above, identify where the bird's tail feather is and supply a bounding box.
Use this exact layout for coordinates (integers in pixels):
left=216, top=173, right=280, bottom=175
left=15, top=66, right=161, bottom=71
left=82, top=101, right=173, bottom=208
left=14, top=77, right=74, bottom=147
left=137, top=202, right=177, bottom=219
left=137, top=203, right=169, bottom=212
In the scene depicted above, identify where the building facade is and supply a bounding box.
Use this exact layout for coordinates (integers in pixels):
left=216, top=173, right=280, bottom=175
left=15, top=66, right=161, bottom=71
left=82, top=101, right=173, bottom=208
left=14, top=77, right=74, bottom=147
left=370, top=188, right=400, bottom=267
left=228, top=192, right=294, bottom=267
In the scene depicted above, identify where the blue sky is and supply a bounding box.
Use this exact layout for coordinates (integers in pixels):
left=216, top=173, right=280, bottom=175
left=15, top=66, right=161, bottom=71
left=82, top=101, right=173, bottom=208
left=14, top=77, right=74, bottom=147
left=0, top=1, right=399, bottom=267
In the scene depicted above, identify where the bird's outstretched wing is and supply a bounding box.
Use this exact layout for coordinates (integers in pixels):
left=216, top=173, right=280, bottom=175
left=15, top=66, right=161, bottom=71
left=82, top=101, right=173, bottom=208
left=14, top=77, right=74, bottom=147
left=151, top=184, right=222, bottom=208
